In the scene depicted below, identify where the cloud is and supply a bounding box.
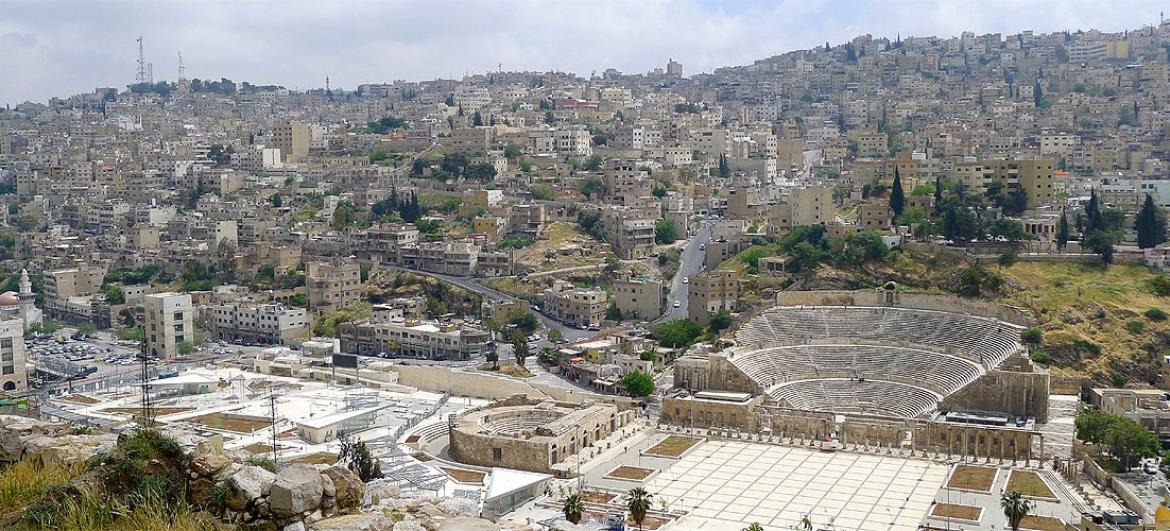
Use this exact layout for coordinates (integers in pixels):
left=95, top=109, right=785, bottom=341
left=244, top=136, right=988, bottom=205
left=0, top=0, right=1161, bottom=105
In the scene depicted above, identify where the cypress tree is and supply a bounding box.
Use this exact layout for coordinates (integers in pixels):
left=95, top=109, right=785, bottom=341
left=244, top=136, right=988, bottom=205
left=933, top=176, right=943, bottom=214
left=1135, top=193, right=1166, bottom=249
left=1057, top=209, right=1070, bottom=250
left=890, top=167, right=905, bottom=218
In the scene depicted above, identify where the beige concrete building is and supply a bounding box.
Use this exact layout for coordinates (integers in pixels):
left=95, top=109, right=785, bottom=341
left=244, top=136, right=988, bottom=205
left=339, top=318, right=491, bottom=361
left=953, top=158, right=1062, bottom=207
left=42, top=263, right=105, bottom=321
left=272, top=122, right=310, bottom=163
left=687, top=270, right=739, bottom=325
left=0, top=317, right=27, bottom=393
left=208, top=302, right=308, bottom=345
left=768, top=186, right=835, bottom=232
left=307, top=259, right=362, bottom=317
left=613, top=276, right=664, bottom=320
left=543, top=280, right=608, bottom=328
left=143, top=292, right=195, bottom=359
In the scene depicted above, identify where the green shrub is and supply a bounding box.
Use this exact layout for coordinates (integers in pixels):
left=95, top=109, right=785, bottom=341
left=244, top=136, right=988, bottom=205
left=1151, top=274, right=1170, bottom=296
left=1020, top=327, right=1044, bottom=346
left=1145, top=308, right=1168, bottom=321
left=245, top=456, right=277, bottom=473
left=1125, top=320, right=1145, bottom=334
left=1029, top=349, right=1051, bottom=364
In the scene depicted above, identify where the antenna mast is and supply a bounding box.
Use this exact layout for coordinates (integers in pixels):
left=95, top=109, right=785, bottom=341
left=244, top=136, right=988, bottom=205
left=178, top=52, right=186, bottom=83
left=136, top=36, right=147, bottom=84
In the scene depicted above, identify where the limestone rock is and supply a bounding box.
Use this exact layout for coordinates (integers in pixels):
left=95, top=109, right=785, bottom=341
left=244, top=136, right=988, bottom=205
left=269, top=465, right=324, bottom=518
left=191, top=451, right=234, bottom=477
left=437, top=498, right=479, bottom=517
left=391, top=520, right=426, bottom=531
left=438, top=517, right=498, bottom=531
left=309, top=514, right=394, bottom=531
left=364, top=480, right=400, bottom=507
left=283, top=522, right=307, bottom=531
left=322, top=465, right=364, bottom=510
left=229, top=465, right=277, bottom=511
left=23, top=433, right=117, bottom=465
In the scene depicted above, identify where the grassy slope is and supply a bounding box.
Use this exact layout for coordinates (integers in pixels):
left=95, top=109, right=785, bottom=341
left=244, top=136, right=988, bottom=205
left=998, top=262, right=1169, bottom=382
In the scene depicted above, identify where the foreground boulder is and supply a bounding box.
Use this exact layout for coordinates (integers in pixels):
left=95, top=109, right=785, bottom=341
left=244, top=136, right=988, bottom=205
left=439, top=516, right=499, bottom=531
left=309, top=514, right=394, bottom=531
left=0, top=415, right=73, bottom=463
left=269, top=465, right=325, bottom=518
left=321, top=465, right=364, bottom=511
left=228, top=464, right=278, bottom=511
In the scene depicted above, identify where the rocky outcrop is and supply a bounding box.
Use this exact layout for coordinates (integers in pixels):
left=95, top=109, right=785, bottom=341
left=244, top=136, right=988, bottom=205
left=0, top=415, right=75, bottom=463
left=269, top=465, right=325, bottom=518
left=308, top=514, right=394, bottom=531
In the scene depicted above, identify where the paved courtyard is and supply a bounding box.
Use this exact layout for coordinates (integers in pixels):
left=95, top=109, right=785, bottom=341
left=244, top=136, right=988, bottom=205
left=641, top=439, right=947, bottom=531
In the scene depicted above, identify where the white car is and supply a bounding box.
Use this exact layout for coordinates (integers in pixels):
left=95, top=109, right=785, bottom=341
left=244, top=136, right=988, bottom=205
left=682, top=277, right=689, bottom=284
left=673, top=300, right=681, bottom=308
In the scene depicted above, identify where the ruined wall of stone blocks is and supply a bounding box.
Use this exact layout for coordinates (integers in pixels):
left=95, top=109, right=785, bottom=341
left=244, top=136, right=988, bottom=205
left=939, top=368, right=1051, bottom=422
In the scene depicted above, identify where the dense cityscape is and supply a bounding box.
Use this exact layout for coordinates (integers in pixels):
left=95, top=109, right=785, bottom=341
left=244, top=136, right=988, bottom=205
left=2, top=4, right=1170, bottom=531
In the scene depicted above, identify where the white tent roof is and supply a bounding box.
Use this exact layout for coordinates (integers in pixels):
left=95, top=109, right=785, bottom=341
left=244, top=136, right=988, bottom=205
left=485, top=467, right=552, bottom=500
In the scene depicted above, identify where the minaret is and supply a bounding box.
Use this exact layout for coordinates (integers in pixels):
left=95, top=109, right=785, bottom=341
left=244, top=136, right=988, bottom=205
left=18, top=269, right=41, bottom=330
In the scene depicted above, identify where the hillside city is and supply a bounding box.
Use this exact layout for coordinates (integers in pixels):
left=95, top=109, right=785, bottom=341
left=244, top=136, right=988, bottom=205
left=2, top=15, right=1170, bottom=531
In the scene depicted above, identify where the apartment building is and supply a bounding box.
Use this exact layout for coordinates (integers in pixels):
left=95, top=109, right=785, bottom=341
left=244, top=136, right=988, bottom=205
left=339, top=319, right=492, bottom=361
left=0, top=317, right=27, bottom=393
left=306, top=259, right=362, bottom=317
left=768, top=186, right=836, bottom=232
left=42, top=263, right=105, bottom=320
left=601, top=208, right=656, bottom=259
left=209, top=302, right=308, bottom=345
left=613, top=276, right=665, bottom=320
left=272, top=122, right=310, bottom=163
left=555, top=127, right=593, bottom=157
left=543, top=280, right=608, bottom=328
left=687, top=271, right=739, bottom=325
left=143, top=292, right=195, bottom=359
left=953, top=158, right=1062, bottom=207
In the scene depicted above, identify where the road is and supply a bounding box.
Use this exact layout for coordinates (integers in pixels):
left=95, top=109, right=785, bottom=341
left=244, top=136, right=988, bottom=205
left=379, top=265, right=595, bottom=343
left=657, top=221, right=714, bottom=323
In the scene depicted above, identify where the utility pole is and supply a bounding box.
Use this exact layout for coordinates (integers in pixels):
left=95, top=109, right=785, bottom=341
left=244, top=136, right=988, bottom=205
left=268, top=388, right=279, bottom=468
left=139, top=337, right=154, bottom=428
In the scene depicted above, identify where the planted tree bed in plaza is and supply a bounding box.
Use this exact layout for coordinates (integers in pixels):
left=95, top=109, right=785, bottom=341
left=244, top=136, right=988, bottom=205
left=931, top=503, right=981, bottom=521
left=106, top=407, right=194, bottom=416
left=441, top=467, right=486, bottom=484
left=603, top=465, right=656, bottom=481
left=643, top=435, right=701, bottom=458
left=186, top=412, right=273, bottom=433
left=1020, top=515, right=1066, bottom=531
left=1007, top=470, right=1056, bottom=499
left=946, top=465, right=997, bottom=492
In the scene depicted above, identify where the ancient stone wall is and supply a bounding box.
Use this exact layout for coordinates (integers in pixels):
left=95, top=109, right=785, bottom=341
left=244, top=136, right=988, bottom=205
left=773, top=290, right=1033, bottom=326
left=939, top=364, right=1051, bottom=422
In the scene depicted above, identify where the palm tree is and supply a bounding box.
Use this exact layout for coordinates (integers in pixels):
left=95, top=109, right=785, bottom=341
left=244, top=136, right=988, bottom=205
left=1001, top=491, right=1033, bottom=531
left=743, top=523, right=765, bottom=531
left=799, top=514, right=812, bottom=531
left=562, top=492, right=584, bottom=524
left=626, top=487, right=654, bottom=530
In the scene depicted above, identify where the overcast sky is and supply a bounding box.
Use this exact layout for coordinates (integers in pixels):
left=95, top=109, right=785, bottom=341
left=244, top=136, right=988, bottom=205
left=0, top=0, right=1164, bottom=105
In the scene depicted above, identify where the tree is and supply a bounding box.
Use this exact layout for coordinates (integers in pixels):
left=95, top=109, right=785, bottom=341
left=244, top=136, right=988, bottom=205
left=1033, top=81, right=1043, bottom=107
left=708, top=309, right=733, bottom=334
left=656, top=319, right=703, bottom=348
left=718, top=154, right=730, bottom=178
left=1135, top=193, right=1167, bottom=249
left=1075, top=409, right=1117, bottom=446
left=655, top=219, right=679, bottom=244
left=1001, top=491, right=1032, bottom=531
left=622, top=370, right=656, bottom=397
left=105, top=285, right=126, bottom=305
left=504, top=143, right=522, bottom=159
left=933, top=176, right=944, bottom=213
left=889, top=167, right=905, bottom=218
left=511, top=331, right=530, bottom=367
left=1107, top=416, right=1161, bottom=471
left=1056, top=209, right=1070, bottom=250
left=177, top=341, right=195, bottom=356
left=1084, top=229, right=1117, bottom=264
left=743, top=524, right=765, bottom=531
left=486, top=350, right=499, bottom=370
left=472, top=111, right=483, bottom=127
left=1020, top=327, right=1043, bottom=347
left=606, top=302, right=622, bottom=322
left=563, top=492, right=584, bottom=524
left=578, top=177, right=604, bottom=199
left=547, top=328, right=564, bottom=344
left=582, top=155, right=604, bottom=171
left=626, top=487, right=654, bottom=530
left=338, top=436, right=384, bottom=482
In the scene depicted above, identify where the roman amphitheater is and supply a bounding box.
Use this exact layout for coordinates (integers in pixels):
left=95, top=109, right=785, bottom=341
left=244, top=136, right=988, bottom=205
left=666, top=286, right=1054, bottom=460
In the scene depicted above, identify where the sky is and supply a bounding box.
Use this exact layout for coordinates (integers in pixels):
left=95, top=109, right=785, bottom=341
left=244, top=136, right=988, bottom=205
left=0, top=0, right=1165, bottom=105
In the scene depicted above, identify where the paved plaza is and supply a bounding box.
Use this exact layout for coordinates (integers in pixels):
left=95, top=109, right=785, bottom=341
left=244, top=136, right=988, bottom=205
left=639, top=438, right=947, bottom=531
